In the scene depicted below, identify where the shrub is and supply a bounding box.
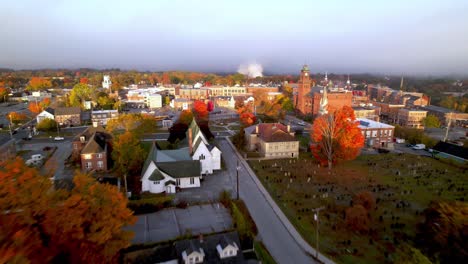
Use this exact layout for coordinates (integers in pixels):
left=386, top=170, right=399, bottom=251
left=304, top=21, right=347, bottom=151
left=36, top=118, right=57, bottom=132
left=353, top=191, right=376, bottom=211
left=219, top=190, right=231, bottom=208
left=127, top=194, right=173, bottom=215
left=345, top=204, right=370, bottom=233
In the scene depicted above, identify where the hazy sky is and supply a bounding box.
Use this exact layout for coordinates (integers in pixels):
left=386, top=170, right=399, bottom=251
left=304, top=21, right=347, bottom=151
left=1, top=0, right=468, bottom=75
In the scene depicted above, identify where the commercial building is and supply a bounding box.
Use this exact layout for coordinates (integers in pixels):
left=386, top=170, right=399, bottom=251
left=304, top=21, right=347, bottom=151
left=397, top=109, right=427, bottom=129
left=244, top=123, right=299, bottom=159
left=91, top=110, right=119, bottom=126
left=357, top=118, right=395, bottom=149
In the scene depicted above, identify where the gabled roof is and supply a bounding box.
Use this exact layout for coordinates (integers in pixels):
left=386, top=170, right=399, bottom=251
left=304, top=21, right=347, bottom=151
left=81, top=133, right=106, bottom=154
left=157, top=161, right=200, bottom=178
left=55, top=107, right=81, bottom=116
left=149, top=168, right=164, bottom=181
left=245, top=123, right=296, bottom=142
left=73, top=125, right=110, bottom=142
left=433, top=141, right=468, bottom=160
left=218, top=235, right=236, bottom=249
left=43, top=107, right=55, bottom=115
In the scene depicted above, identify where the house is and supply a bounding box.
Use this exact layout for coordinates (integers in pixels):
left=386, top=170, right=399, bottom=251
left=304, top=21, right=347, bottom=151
left=186, top=119, right=222, bottom=175
left=141, top=142, right=201, bottom=194
left=91, top=109, right=119, bottom=126
left=244, top=123, right=299, bottom=159
left=174, top=232, right=245, bottom=264
left=81, top=133, right=108, bottom=171
left=357, top=118, right=395, bottom=149
left=72, top=125, right=112, bottom=171
left=55, top=107, right=81, bottom=126
left=432, top=141, right=468, bottom=163
left=36, top=107, right=55, bottom=123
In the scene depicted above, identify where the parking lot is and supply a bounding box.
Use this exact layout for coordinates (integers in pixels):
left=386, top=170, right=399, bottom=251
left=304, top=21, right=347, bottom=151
left=127, top=203, right=232, bottom=244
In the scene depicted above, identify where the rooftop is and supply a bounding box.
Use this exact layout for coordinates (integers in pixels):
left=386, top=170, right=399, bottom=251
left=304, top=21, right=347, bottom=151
left=357, top=118, right=394, bottom=129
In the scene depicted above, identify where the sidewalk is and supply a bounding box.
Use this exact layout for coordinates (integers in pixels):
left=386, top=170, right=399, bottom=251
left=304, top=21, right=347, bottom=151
left=225, top=138, right=335, bottom=264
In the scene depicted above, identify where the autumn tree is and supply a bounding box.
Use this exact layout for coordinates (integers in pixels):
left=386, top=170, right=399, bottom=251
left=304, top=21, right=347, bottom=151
left=112, top=131, right=146, bottom=194
left=310, top=106, right=364, bottom=169
left=106, top=113, right=154, bottom=137
left=178, top=110, right=194, bottom=125
left=69, top=83, right=95, bottom=107
left=253, top=90, right=285, bottom=121
left=422, top=114, right=441, bottom=128
left=7, top=112, right=28, bottom=125
left=0, top=87, right=9, bottom=102
left=26, top=77, right=52, bottom=91
left=36, top=118, right=57, bottom=132
left=193, top=100, right=209, bottom=122
left=416, top=201, right=468, bottom=263
left=353, top=191, right=376, bottom=211
left=237, top=104, right=256, bottom=127
left=0, top=158, right=135, bottom=263
left=345, top=204, right=370, bottom=234
left=28, top=98, right=51, bottom=114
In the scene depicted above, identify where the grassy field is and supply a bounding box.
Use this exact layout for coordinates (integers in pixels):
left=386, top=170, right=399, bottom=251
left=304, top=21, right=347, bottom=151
left=248, top=152, right=467, bottom=263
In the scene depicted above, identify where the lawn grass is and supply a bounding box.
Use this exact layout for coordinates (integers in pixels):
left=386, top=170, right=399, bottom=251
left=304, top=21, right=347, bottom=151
left=254, top=240, right=277, bottom=264
left=248, top=152, right=468, bottom=263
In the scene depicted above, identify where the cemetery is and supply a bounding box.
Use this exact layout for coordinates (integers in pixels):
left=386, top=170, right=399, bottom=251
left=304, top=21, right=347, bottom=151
left=248, top=152, right=468, bottom=263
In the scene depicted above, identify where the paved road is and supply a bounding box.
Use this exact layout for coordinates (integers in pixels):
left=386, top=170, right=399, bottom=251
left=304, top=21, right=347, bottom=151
left=218, top=138, right=318, bottom=264
left=127, top=203, right=232, bottom=244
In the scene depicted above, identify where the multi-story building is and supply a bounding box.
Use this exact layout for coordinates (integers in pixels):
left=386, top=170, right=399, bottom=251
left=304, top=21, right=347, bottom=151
left=91, top=110, right=119, bottom=126
left=372, top=102, right=406, bottom=123
left=353, top=105, right=381, bottom=121
left=419, top=105, right=468, bottom=126
left=179, top=88, right=209, bottom=100
left=357, top=118, right=395, bottom=149
left=244, top=123, right=299, bottom=159
left=55, top=107, right=81, bottom=126
left=397, top=109, right=427, bottom=129
left=72, top=125, right=113, bottom=172
left=294, top=65, right=352, bottom=116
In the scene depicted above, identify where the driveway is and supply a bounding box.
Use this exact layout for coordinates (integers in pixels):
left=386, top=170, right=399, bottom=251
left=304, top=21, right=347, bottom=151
left=218, top=138, right=319, bottom=264
left=127, top=203, right=232, bottom=244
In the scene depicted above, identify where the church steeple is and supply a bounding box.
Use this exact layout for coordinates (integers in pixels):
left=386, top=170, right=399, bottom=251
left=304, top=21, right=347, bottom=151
left=325, top=72, right=328, bottom=83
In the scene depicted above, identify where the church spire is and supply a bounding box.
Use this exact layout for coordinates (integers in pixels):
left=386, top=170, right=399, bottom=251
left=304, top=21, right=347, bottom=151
left=325, top=72, right=328, bottom=82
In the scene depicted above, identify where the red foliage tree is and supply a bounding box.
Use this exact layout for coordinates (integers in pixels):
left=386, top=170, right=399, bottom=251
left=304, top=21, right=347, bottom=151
left=178, top=110, right=193, bottom=125
left=310, top=106, right=364, bottom=169
left=353, top=191, right=376, bottom=211
left=193, top=100, right=208, bottom=122
left=237, top=105, right=256, bottom=127
left=79, top=77, right=88, bottom=84
left=207, top=100, right=214, bottom=112
left=345, top=204, right=370, bottom=234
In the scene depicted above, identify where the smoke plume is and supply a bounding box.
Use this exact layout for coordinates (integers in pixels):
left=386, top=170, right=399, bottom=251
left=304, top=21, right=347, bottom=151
left=237, top=63, right=263, bottom=78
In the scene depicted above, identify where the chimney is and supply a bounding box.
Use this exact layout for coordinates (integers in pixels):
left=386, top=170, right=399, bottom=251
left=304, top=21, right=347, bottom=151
left=255, top=125, right=259, bottom=134
left=287, top=125, right=291, bottom=132
left=188, top=128, right=193, bottom=154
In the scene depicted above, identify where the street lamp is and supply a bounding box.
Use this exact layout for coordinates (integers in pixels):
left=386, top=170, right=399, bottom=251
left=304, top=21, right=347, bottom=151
left=312, top=207, right=325, bottom=259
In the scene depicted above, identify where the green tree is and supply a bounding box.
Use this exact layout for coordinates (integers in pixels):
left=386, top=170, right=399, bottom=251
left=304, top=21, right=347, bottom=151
left=422, top=114, right=441, bottom=128
left=36, top=118, right=57, bottom=132
left=69, top=83, right=95, bottom=107
left=112, top=132, right=145, bottom=194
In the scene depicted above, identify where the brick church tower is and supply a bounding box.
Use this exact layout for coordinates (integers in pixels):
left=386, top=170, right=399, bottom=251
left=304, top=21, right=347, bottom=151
left=296, top=65, right=312, bottom=115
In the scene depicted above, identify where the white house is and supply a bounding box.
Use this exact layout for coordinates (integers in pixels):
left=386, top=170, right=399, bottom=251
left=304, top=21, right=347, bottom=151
left=186, top=119, right=222, bottom=175
left=141, top=142, right=201, bottom=194
left=36, top=107, right=55, bottom=123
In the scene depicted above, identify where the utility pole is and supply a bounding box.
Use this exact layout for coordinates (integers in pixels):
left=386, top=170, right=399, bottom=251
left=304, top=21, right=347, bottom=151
left=312, top=206, right=325, bottom=259
left=8, top=113, right=13, bottom=139
left=443, top=112, right=453, bottom=142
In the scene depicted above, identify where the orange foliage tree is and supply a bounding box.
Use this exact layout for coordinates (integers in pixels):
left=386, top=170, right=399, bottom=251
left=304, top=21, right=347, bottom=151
left=26, top=77, right=52, bottom=91
left=193, top=100, right=208, bottom=122
left=0, top=158, right=135, bottom=263
left=237, top=104, right=256, bottom=127
left=178, top=110, right=193, bottom=125
left=7, top=112, right=28, bottom=125
left=0, top=87, right=8, bottom=102
left=310, top=106, right=364, bottom=169
left=28, top=98, right=51, bottom=114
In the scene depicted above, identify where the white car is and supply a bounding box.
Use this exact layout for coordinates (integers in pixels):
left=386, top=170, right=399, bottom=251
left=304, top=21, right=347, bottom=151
left=54, top=136, right=64, bottom=141
left=297, top=121, right=306, bottom=126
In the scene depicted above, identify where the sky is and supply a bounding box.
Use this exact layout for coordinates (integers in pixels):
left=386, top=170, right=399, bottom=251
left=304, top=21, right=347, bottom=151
left=1, top=0, right=468, bottom=75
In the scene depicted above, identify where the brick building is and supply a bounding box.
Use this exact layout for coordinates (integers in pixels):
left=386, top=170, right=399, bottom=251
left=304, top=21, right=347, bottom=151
left=397, top=109, right=427, bottom=129
left=55, top=107, right=81, bottom=126
left=357, top=118, right=395, bottom=149
left=72, top=125, right=113, bottom=171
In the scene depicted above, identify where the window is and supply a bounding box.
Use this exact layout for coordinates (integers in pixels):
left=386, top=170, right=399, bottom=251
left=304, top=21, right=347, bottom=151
left=199, top=154, right=205, bottom=160
left=190, top=177, right=195, bottom=184
left=229, top=250, right=233, bottom=256
left=195, top=256, right=199, bottom=262
left=97, top=161, right=103, bottom=168
left=96, top=153, right=103, bottom=159
left=84, top=154, right=92, bottom=160
left=176, top=179, right=180, bottom=186
left=86, top=162, right=92, bottom=169
left=153, top=181, right=159, bottom=184
left=73, top=144, right=78, bottom=150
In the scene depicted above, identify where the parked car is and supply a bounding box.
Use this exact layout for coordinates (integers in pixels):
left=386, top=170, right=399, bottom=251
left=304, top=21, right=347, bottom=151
left=297, top=121, right=306, bottom=126
left=395, top=138, right=405, bottom=143
left=412, top=144, right=425, bottom=150
left=54, top=136, right=64, bottom=141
